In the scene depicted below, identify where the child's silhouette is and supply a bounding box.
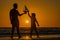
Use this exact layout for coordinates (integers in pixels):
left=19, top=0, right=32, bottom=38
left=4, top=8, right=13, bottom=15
left=24, top=5, right=39, bottom=37
left=28, top=12, right=39, bottom=38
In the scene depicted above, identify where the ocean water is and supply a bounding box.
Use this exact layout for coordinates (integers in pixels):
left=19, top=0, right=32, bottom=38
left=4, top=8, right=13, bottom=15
left=0, top=27, right=60, bottom=40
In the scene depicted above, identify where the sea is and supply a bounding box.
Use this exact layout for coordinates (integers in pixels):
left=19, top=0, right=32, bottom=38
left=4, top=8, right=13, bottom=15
left=0, top=27, right=60, bottom=40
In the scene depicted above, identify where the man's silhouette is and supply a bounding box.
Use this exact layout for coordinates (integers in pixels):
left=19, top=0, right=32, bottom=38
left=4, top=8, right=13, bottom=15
left=10, top=3, right=26, bottom=38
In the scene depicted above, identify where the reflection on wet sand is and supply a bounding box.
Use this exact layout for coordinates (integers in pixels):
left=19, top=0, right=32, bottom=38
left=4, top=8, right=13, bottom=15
left=0, top=35, right=60, bottom=40
left=20, top=36, right=32, bottom=40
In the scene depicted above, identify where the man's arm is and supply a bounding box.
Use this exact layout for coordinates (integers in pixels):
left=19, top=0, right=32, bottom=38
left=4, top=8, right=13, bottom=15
left=17, top=11, right=26, bottom=16
left=10, top=13, right=11, bottom=21
left=10, top=11, right=12, bottom=24
left=19, top=13, right=26, bottom=16
left=35, top=18, right=39, bottom=26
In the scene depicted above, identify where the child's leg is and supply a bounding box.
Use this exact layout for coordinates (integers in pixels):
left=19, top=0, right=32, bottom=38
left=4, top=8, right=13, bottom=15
left=30, top=27, right=33, bottom=37
left=34, top=26, right=39, bottom=37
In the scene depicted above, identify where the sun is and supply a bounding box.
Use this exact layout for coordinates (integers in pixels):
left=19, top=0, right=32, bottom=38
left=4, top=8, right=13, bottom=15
left=25, top=20, right=29, bottom=23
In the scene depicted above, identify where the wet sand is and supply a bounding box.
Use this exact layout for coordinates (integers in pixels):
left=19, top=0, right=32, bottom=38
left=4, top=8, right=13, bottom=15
left=0, top=35, right=60, bottom=40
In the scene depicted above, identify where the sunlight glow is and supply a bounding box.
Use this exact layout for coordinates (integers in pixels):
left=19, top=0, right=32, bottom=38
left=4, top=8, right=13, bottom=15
left=25, top=20, right=29, bottom=24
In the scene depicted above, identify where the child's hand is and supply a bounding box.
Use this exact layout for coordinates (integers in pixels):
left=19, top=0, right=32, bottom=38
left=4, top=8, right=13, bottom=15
left=26, top=9, right=29, bottom=12
left=23, top=11, right=27, bottom=14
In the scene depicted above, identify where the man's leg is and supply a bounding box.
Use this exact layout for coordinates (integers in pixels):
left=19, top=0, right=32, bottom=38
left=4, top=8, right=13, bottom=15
left=16, top=26, right=21, bottom=38
left=16, top=22, right=21, bottom=38
left=11, top=25, right=15, bottom=38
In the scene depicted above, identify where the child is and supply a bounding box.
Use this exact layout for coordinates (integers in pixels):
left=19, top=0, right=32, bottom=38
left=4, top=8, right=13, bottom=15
left=27, top=11, right=39, bottom=38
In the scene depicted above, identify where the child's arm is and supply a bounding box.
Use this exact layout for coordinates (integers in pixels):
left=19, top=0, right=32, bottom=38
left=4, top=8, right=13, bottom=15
left=28, top=11, right=31, bottom=18
left=35, top=18, right=39, bottom=26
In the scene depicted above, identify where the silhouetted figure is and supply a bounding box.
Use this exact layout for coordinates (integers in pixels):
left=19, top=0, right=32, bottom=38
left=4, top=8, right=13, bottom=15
left=10, top=3, right=26, bottom=39
left=28, top=12, right=39, bottom=38
left=24, top=6, right=39, bottom=38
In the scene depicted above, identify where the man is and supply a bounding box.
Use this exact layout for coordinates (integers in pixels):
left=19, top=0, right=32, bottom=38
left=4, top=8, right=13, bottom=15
left=10, top=3, right=26, bottom=38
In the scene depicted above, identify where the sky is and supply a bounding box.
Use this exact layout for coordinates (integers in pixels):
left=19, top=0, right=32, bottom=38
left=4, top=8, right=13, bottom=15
left=0, top=0, right=60, bottom=27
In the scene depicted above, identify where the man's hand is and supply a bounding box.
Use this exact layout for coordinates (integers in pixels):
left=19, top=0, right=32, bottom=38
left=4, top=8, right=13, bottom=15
left=23, top=11, right=27, bottom=14
left=24, top=10, right=29, bottom=14
left=24, top=5, right=29, bottom=14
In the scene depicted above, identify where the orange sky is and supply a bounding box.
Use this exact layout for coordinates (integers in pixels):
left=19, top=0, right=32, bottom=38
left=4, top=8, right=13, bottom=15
left=0, top=0, right=60, bottom=27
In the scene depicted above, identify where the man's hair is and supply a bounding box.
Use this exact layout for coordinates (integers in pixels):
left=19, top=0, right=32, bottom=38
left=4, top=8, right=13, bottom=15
left=13, top=3, right=17, bottom=7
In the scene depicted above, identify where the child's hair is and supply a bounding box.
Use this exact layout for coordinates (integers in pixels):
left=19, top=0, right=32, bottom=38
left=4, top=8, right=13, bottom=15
left=32, top=13, right=36, bottom=17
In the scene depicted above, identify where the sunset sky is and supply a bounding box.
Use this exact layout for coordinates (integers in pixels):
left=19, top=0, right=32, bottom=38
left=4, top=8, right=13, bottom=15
left=0, top=0, right=60, bottom=27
